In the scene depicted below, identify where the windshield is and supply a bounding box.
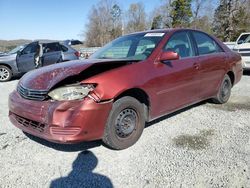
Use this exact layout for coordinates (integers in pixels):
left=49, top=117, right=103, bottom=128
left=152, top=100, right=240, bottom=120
left=90, top=32, right=165, bottom=60
left=8, top=44, right=26, bottom=54
left=237, top=34, right=250, bottom=44
left=244, top=35, right=250, bottom=43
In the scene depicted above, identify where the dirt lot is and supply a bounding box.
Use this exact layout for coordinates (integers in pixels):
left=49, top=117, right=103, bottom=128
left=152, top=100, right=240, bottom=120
left=0, top=73, right=250, bottom=188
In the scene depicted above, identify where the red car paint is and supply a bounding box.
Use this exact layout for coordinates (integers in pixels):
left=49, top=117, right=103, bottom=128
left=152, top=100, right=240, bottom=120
left=8, top=29, right=242, bottom=144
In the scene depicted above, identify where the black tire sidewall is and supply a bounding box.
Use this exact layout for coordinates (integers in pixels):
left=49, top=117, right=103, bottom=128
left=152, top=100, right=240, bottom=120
left=217, top=74, right=232, bottom=104
left=0, top=65, right=12, bottom=82
left=103, top=96, right=145, bottom=150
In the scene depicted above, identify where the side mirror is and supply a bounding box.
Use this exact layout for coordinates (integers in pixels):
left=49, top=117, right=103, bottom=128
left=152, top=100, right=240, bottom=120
left=160, top=51, right=180, bottom=63
left=16, top=50, right=21, bottom=56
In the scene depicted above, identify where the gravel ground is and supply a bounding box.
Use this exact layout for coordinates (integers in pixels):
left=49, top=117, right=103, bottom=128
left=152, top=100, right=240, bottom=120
left=0, top=74, right=250, bottom=188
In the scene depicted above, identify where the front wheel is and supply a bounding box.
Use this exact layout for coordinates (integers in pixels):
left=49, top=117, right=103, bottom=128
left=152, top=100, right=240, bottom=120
left=102, top=96, right=146, bottom=150
left=212, top=74, right=232, bottom=104
left=0, top=65, right=12, bottom=82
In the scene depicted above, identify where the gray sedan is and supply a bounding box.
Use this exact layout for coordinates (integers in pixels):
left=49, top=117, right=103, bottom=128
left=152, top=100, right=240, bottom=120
left=0, top=41, right=80, bottom=81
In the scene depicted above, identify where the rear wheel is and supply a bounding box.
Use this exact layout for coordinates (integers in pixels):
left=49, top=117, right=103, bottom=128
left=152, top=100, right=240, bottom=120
left=56, top=56, right=63, bottom=63
left=0, top=65, right=12, bottom=82
left=212, top=74, right=232, bottom=104
left=102, top=96, right=145, bottom=150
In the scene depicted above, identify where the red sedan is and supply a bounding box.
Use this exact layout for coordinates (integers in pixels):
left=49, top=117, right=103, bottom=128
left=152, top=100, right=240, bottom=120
left=9, top=29, right=242, bottom=150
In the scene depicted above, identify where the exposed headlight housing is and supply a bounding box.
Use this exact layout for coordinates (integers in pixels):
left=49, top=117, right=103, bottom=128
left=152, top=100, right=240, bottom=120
left=48, top=84, right=95, bottom=101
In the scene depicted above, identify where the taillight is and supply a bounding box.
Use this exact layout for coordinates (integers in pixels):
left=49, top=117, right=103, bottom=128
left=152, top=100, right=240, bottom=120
left=74, top=51, right=80, bottom=57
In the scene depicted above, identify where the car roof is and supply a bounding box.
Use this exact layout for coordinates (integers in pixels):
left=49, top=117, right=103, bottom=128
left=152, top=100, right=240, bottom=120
left=123, top=28, right=203, bottom=36
left=31, top=40, right=60, bottom=45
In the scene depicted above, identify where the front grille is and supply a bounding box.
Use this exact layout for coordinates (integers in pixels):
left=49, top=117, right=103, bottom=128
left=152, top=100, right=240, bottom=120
left=17, top=84, right=48, bottom=101
left=50, top=127, right=81, bottom=136
left=240, top=53, right=250, bottom=57
left=239, top=48, right=250, bottom=52
left=13, top=114, right=46, bottom=132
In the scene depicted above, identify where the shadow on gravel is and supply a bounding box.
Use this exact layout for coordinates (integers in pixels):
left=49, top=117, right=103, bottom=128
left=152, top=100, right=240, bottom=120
left=172, top=129, right=215, bottom=150
left=145, top=101, right=207, bottom=128
left=50, top=150, right=113, bottom=188
left=206, top=96, right=250, bottom=112
left=24, top=132, right=102, bottom=152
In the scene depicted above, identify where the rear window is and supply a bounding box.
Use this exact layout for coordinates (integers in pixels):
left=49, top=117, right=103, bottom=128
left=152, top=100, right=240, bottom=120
left=70, top=40, right=83, bottom=45
left=61, top=45, right=68, bottom=52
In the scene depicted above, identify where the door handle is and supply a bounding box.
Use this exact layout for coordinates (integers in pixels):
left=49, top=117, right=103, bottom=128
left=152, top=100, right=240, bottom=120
left=193, top=63, right=200, bottom=70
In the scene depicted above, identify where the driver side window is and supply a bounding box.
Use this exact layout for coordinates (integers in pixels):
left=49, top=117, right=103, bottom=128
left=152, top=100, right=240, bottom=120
left=21, top=43, right=38, bottom=55
left=164, top=32, right=194, bottom=58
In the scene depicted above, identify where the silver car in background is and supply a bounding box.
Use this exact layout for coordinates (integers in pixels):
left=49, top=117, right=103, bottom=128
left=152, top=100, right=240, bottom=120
left=0, top=41, right=80, bottom=81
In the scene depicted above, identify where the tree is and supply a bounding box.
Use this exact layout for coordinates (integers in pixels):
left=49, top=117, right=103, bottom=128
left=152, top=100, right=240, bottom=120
left=110, top=4, right=123, bottom=38
left=124, top=3, right=147, bottom=34
left=213, top=0, right=232, bottom=41
left=231, top=3, right=250, bottom=40
left=84, top=0, right=122, bottom=47
left=151, top=15, right=163, bottom=30
left=213, top=0, right=250, bottom=41
left=154, top=0, right=193, bottom=28
left=190, top=0, right=214, bottom=33
left=170, top=0, right=193, bottom=27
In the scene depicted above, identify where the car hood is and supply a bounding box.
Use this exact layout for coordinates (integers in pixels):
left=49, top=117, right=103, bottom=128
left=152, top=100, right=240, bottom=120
left=234, top=43, right=250, bottom=50
left=19, top=59, right=133, bottom=91
left=0, top=53, right=16, bottom=61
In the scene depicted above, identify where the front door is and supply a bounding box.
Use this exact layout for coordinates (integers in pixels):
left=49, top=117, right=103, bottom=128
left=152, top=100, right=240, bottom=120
left=151, top=31, right=201, bottom=117
left=16, top=42, right=38, bottom=73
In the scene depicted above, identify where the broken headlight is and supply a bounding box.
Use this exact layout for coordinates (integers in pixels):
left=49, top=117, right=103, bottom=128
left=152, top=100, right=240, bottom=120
left=48, top=84, right=95, bottom=101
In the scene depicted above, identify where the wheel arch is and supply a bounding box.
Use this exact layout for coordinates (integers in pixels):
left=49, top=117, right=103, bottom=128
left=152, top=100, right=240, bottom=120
left=0, top=63, right=12, bottom=71
left=114, top=88, right=150, bottom=122
left=227, top=71, right=235, bottom=86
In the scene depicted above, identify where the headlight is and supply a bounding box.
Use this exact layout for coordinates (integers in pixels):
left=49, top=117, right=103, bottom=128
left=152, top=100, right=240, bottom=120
left=48, top=84, right=95, bottom=101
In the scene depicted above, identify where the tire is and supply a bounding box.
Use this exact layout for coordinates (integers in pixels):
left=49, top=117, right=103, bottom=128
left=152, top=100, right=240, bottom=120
left=56, top=56, right=63, bottom=63
left=0, top=65, right=12, bottom=82
left=212, top=74, right=232, bottom=104
left=102, top=96, right=146, bottom=150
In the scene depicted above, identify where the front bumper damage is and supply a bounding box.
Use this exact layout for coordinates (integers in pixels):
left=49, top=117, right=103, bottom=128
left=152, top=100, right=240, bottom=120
left=9, top=91, right=113, bottom=143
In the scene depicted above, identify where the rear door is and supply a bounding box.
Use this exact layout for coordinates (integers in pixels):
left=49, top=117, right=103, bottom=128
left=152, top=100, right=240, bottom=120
left=152, top=31, right=201, bottom=116
left=16, top=42, right=38, bottom=73
left=191, top=31, right=227, bottom=98
left=42, top=43, right=62, bottom=66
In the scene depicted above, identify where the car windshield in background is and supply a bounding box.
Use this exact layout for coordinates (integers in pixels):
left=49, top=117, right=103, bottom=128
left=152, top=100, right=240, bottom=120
left=8, top=45, right=27, bottom=54
left=237, top=34, right=250, bottom=44
left=90, top=32, right=165, bottom=61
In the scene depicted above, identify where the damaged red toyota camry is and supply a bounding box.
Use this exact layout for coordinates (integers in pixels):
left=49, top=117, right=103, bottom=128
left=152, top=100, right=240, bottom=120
left=9, top=29, right=242, bottom=149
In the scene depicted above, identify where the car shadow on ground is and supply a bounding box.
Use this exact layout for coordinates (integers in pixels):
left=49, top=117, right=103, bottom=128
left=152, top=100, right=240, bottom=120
left=24, top=101, right=208, bottom=151
left=50, top=150, right=113, bottom=188
left=24, top=132, right=102, bottom=152
left=146, top=101, right=207, bottom=128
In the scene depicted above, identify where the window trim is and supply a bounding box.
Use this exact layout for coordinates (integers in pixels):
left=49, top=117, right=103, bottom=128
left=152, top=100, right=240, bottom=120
left=190, top=31, right=225, bottom=56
